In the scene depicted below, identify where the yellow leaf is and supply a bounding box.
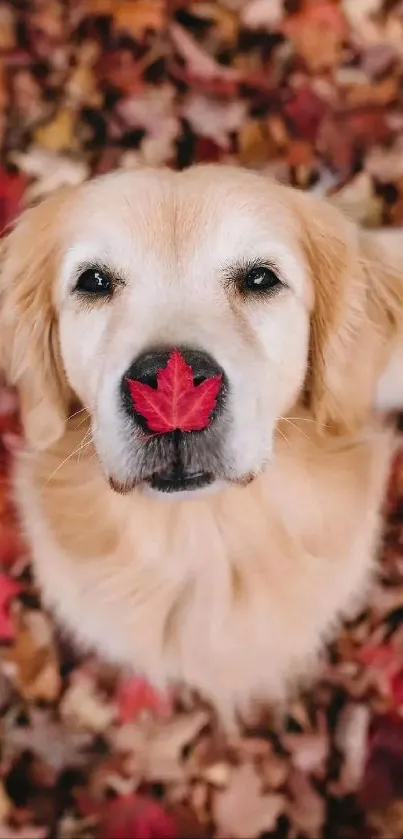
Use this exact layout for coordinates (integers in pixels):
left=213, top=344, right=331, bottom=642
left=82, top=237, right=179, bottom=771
left=34, top=109, right=77, bottom=152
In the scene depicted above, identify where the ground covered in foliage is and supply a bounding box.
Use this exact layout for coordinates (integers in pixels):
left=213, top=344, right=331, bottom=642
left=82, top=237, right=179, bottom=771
left=1, top=1, right=403, bottom=837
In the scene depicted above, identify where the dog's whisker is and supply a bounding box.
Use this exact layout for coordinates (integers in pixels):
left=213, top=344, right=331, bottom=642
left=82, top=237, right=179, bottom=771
left=78, top=432, right=93, bottom=463
left=67, top=406, right=87, bottom=422
left=276, top=426, right=291, bottom=448
left=44, top=438, right=94, bottom=486
left=280, top=417, right=311, bottom=443
left=286, top=417, right=330, bottom=428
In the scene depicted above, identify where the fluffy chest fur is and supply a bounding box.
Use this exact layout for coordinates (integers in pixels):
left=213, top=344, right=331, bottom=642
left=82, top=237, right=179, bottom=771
left=12, top=413, right=394, bottom=715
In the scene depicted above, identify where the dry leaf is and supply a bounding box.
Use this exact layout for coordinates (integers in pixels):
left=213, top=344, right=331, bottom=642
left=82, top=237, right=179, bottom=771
left=240, top=0, right=283, bottom=29
left=182, top=94, right=246, bottom=149
left=170, top=23, right=240, bottom=82
left=341, top=0, right=382, bottom=32
left=331, top=172, right=383, bottom=227
left=335, top=703, right=371, bottom=791
left=287, top=769, right=326, bottom=836
left=0, top=781, right=11, bottom=822
left=10, top=149, right=89, bottom=202
left=238, top=119, right=271, bottom=166
left=112, top=710, right=209, bottom=783
left=34, top=109, right=78, bottom=152
left=61, top=672, right=117, bottom=733
left=1, top=609, right=61, bottom=702
left=0, top=3, right=15, bottom=51
left=3, top=706, right=92, bottom=771
left=213, top=763, right=285, bottom=838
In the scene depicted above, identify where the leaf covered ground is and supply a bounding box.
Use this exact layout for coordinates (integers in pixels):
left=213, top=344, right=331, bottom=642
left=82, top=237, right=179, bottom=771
left=1, top=1, right=403, bottom=837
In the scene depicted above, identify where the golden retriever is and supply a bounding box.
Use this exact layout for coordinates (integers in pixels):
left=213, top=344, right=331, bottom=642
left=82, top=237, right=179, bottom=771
left=1, top=165, right=403, bottom=718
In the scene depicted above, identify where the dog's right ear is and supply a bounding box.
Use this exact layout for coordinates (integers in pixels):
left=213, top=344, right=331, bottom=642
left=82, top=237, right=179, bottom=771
left=0, top=190, right=74, bottom=450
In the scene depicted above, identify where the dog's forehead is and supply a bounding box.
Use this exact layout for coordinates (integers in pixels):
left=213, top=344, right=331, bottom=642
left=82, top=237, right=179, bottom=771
left=64, top=168, right=302, bottom=267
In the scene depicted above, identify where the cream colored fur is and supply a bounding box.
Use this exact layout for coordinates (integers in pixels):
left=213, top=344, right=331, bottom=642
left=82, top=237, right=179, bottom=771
left=1, top=165, right=403, bottom=717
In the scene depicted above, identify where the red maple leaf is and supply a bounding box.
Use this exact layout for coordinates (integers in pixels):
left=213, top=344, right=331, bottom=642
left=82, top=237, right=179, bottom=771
left=79, top=793, right=176, bottom=839
left=116, top=675, right=173, bottom=723
left=0, top=167, right=28, bottom=236
left=127, top=349, right=222, bottom=434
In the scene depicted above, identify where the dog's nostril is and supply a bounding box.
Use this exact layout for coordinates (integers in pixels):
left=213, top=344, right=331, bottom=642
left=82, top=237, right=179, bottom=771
left=138, top=372, right=158, bottom=389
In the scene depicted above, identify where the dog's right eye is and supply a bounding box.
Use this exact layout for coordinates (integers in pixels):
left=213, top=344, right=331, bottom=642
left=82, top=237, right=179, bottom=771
left=75, top=268, right=112, bottom=296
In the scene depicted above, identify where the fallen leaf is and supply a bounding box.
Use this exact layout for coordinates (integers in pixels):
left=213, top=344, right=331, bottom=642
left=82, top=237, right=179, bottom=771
left=213, top=763, right=285, bottom=839
left=182, top=94, right=246, bottom=149
left=96, top=793, right=176, bottom=839
left=287, top=769, right=326, bottom=836
left=0, top=168, right=28, bottom=236
left=127, top=349, right=222, bottom=433
left=238, top=119, right=273, bottom=166
left=366, top=137, right=403, bottom=183
left=360, top=714, right=403, bottom=809
left=0, top=3, right=15, bottom=51
left=0, top=826, right=47, bottom=839
left=341, top=0, right=382, bottom=32
left=116, top=675, right=173, bottom=723
left=61, top=671, right=117, bottom=733
left=1, top=609, right=61, bottom=702
left=112, top=710, right=210, bottom=783
left=284, top=87, right=328, bottom=143
left=3, top=706, right=92, bottom=771
left=34, top=108, right=78, bottom=152
left=10, top=149, right=88, bottom=202
left=331, top=172, right=383, bottom=227
left=240, top=0, right=283, bottom=29
left=282, top=1, right=347, bottom=71
left=113, top=0, right=165, bottom=36
left=169, top=23, right=240, bottom=83
left=0, top=781, right=11, bottom=822
left=335, top=703, right=371, bottom=791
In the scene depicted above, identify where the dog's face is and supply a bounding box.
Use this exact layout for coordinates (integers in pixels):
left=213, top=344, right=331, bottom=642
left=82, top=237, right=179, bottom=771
left=0, top=166, right=400, bottom=497
left=57, top=168, right=312, bottom=495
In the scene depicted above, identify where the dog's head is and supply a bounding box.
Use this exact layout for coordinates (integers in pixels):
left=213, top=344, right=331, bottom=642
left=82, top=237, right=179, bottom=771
left=0, top=166, right=401, bottom=496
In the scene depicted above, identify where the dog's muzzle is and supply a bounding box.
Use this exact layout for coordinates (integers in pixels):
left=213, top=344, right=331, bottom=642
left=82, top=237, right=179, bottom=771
left=120, top=346, right=227, bottom=493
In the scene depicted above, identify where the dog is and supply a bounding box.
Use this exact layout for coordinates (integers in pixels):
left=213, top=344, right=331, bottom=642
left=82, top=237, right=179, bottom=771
left=1, top=165, right=403, bottom=718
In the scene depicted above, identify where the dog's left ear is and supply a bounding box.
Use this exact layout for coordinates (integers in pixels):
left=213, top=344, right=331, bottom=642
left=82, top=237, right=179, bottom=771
left=0, top=191, right=73, bottom=450
left=296, top=194, right=403, bottom=434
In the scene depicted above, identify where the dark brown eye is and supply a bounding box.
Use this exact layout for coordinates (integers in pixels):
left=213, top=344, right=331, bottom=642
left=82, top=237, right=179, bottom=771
left=76, top=268, right=112, bottom=296
left=241, top=266, right=281, bottom=294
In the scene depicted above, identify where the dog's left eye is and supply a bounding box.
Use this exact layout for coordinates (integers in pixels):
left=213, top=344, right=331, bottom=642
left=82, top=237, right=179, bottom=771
left=241, top=266, right=281, bottom=294
left=76, top=268, right=112, bottom=296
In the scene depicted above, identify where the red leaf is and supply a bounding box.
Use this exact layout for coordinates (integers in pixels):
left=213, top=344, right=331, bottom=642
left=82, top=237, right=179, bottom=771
left=116, top=675, right=173, bottom=723
left=0, top=167, right=28, bottom=236
left=127, top=349, right=222, bottom=434
left=97, top=794, right=176, bottom=839
left=0, top=572, right=21, bottom=640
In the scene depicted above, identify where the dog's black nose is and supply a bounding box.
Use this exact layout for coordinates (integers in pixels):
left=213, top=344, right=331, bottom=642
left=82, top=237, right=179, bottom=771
left=122, top=347, right=226, bottom=431
left=128, top=347, right=223, bottom=388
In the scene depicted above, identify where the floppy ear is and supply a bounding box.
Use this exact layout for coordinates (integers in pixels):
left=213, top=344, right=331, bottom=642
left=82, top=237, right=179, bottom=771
left=0, top=191, right=73, bottom=450
left=297, top=195, right=403, bottom=434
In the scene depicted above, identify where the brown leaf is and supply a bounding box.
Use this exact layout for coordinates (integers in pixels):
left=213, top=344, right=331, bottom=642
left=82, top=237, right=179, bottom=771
left=3, top=707, right=92, bottom=772
left=60, top=671, right=117, bottom=733
left=1, top=609, right=61, bottom=702
left=34, top=109, right=78, bottom=152
left=170, top=22, right=240, bottom=83
left=282, top=2, right=347, bottom=71
left=112, top=710, right=210, bottom=783
left=213, top=763, right=285, bottom=839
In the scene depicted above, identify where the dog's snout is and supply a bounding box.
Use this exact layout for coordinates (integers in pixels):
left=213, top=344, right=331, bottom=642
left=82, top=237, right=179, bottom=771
left=122, top=346, right=226, bottom=431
